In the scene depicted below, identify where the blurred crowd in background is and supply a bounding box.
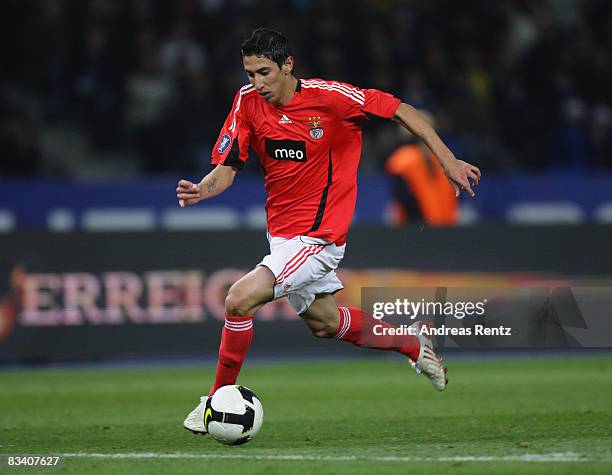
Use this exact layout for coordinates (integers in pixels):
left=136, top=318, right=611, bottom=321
left=2, top=0, right=611, bottom=178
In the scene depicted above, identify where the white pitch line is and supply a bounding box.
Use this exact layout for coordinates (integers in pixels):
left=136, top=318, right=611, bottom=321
left=61, top=452, right=606, bottom=463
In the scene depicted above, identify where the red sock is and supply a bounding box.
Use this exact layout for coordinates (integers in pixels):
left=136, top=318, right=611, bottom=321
left=209, top=313, right=253, bottom=395
left=334, top=307, right=420, bottom=361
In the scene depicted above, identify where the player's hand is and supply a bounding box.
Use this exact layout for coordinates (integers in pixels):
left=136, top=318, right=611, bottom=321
left=176, top=179, right=202, bottom=208
left=443, top=159, right=481, bottom=197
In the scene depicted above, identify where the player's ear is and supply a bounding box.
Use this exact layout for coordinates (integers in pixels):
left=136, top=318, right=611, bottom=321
left=282, top=56, right=294, bottom=75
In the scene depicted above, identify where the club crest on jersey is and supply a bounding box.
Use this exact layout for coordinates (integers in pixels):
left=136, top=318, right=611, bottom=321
left=217, top=134, right=232, bottom=153
left=307, top=116, right=324, bottom=140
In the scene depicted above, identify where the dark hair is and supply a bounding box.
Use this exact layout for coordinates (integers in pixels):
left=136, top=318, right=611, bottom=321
left=241, top=28, right=292, bottom=69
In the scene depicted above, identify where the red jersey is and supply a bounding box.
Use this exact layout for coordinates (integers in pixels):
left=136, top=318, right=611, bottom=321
left=211, top=78, right=400, bottom=245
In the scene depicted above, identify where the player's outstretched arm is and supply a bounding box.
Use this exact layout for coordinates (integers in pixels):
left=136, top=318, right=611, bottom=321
left=176, top=164, right=237, bottom=208
left=393, top=103, right=481, bottom=197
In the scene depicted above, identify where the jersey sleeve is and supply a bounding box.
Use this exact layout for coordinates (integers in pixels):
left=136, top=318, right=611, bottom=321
left=211, top=87, right=253, bottom=170
left=360, top=88, right=401, bottom=118
left=331, top=82, right=401, bottom=121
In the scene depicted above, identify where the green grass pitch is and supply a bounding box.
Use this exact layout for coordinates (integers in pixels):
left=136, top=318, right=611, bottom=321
left=1, top=355, right=611, bottom=474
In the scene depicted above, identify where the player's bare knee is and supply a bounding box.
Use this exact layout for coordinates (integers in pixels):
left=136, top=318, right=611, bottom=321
left=224, top=291, right=252, bottom=316
left=305, top=319, right=336, bottom=339
left=313, top=325, right=336, bottom=338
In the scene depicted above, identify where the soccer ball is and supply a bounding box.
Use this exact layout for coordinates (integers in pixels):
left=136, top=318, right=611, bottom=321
left=204, top=385, right=264, bottom=445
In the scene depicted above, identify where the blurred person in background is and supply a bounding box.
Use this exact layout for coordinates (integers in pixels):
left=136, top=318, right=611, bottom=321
left=0, top=92, right=42, bottom=176
left=547, top=97, right=590, bottom=169
left=161, top=21, right=213, bottom=174
left=74, top=24, right=123, bottom=150
left=176, top=28, right=480, bottom=435
left=590, top=105, right=612, bottom=168
left=160, top=21, right=207, bottom=77
left=385, top=111, right=458, bottom=226
left=124, top=46, right=175, bottom=173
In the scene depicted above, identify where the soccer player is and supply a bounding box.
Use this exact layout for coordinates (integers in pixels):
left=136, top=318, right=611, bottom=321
left=179, top=28, right=480, bottom=434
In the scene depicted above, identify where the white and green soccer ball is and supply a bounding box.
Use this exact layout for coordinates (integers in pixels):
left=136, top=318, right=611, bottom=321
left=204, top=385, right=264, bottom=445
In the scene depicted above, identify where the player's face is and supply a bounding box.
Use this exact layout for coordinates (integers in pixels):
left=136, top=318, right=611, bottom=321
left=243, top=55, right=293, bottom=105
